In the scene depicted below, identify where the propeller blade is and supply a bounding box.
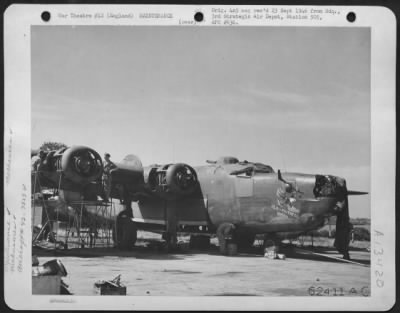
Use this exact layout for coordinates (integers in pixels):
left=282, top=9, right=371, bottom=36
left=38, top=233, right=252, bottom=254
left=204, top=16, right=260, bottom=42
left=347, top=190, right=368, bottom=196
left=334, top=194, right=351, bottom=260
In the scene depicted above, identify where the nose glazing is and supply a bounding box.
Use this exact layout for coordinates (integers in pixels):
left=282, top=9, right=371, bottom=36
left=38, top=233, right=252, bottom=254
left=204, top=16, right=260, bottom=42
left=314, top=175, right=346, bottom=198
left=314, top=175, right=348, bottom=214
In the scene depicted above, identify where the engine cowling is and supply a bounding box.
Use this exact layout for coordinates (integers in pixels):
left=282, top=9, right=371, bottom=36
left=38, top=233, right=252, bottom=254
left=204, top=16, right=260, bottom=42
left=32, top=146, right=103, bottom=190
left=59, top=146, right=103, bottom=184
left=147, top=163, right=198, bottom=199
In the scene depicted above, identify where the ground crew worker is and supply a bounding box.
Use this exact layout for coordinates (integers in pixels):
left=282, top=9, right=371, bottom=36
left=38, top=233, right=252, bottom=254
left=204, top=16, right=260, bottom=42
left=350, top=223, right=355, bottom=243
left=89, top=226, right=97, bottom=248
left=102, top=153, right=116, bottom=201
left=32, top=150, right=46, bottom=171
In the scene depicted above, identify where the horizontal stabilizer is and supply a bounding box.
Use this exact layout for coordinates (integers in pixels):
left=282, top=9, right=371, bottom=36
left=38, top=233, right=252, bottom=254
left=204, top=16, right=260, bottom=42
left=347, top=190, right=368, bottom=196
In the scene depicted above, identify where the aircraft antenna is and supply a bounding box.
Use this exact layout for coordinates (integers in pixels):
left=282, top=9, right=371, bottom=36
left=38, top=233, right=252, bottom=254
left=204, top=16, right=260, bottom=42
left=278, top=135, right=287, bottom=172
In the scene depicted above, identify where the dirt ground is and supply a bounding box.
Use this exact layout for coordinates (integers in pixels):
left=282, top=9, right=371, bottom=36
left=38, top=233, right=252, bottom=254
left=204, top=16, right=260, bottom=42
left=34, top=232, right=370, bottom=297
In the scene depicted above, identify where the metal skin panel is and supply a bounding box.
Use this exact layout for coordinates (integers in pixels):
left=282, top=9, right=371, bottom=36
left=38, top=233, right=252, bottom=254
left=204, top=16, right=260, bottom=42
left=131, top=196, right=208, bottom=224
left=197, top=166, right=241, bottom=226
left=132, top=197, right=165, bottom=221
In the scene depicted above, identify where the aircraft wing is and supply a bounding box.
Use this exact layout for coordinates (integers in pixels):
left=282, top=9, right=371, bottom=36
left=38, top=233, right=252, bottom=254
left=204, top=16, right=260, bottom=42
left=109, top=156, right=198, bottom=201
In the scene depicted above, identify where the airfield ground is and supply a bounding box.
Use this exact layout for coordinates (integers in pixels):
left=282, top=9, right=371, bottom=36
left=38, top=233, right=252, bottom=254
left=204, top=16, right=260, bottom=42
left=34, top=231, right=370, bottom=297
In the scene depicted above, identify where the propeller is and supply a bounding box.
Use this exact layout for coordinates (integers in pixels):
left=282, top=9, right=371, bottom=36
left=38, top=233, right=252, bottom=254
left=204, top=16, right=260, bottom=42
left=334, top=187, right=368, bottom=260
left=334, top=192, right=351, bottom=260
left=313, top=174, right=367, bottom=260
left=332, top=179, right=360, bottom=260
left=347, top=190, right=368, bottom=196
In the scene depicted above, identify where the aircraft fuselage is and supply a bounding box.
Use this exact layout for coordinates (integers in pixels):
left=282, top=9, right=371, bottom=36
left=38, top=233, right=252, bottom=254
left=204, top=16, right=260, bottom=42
left=130, top=164, right=339, bottom=235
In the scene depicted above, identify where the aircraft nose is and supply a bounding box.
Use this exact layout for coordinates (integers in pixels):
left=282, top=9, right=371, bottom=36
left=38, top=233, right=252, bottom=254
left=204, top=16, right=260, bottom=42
left=314, top=174, right=346, bottom=198
left=314, top=174, right=347, bottom=213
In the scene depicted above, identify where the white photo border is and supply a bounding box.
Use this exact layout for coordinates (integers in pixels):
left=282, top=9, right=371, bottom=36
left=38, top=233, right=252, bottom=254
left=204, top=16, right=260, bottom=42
left=3, top=4, right=396, bottom=311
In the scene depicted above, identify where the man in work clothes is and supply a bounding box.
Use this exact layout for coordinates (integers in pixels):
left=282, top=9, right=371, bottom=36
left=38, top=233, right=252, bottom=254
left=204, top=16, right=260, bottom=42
left=102, top=153, right=117, bottom=201
left=32, top=150, right=46, bottom=171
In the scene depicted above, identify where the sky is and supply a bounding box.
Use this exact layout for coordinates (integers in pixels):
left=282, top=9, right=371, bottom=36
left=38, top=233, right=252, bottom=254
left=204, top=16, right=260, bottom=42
left=31, top=26, right=371, bottom=217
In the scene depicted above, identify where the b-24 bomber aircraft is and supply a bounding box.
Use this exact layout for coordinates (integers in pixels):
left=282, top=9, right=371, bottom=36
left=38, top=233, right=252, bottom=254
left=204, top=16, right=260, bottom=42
left=31, top=145, right=367, bottom=259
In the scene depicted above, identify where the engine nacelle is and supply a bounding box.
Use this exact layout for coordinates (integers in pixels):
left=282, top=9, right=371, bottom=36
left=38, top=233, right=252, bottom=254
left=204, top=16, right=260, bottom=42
left=32, top=146, right=103, bottom=191
left=147, top=163, right=198, bottom=199
left=60, top=146, right=103, bottom=184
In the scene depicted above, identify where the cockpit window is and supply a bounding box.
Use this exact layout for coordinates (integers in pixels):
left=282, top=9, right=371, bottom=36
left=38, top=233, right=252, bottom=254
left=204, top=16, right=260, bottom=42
left=230, top=166, right=253, bottom=176
left=252, top=163, right=274, bottom=173
left=229, top=163, right=274, bottom=176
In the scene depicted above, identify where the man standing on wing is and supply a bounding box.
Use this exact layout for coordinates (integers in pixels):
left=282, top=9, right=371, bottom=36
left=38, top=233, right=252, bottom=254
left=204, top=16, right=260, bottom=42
left=102, top=153, right=116, bottom=201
